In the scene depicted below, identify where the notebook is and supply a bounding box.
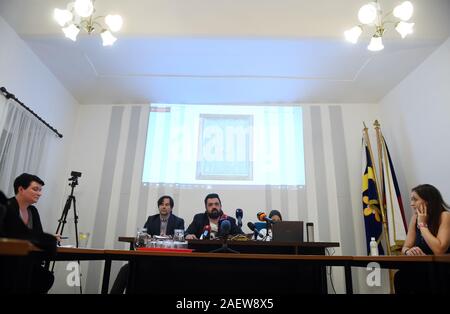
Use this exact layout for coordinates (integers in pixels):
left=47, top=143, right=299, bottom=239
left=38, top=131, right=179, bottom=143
left=272, top=221, right=304, bottom=242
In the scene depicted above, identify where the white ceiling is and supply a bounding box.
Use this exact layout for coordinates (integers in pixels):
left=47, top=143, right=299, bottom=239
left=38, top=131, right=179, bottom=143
left=1, top=0, right=449, bottom=105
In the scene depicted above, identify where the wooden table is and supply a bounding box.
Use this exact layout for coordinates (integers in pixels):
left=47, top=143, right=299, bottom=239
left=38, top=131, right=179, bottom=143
left=351, top=255, right=439, bottom=293
left=105, top=249, right=354, bottom=294
left=118, top=236, right=340, bottom=254
left=432, top=254, right=450, bottom=292
left=0, top=238, right=39, bottom=292
left=0, top=238, right=36, bottom=256
left=3, top=237, right=448, bottom=294
left=118, top=236, right=340, bottom=293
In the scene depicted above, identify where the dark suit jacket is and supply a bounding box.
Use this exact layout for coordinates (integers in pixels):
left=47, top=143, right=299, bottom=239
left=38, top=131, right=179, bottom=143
left=185, top=212, right=244, bottom=238
left=143, top=213, right=184, bottom=236
left=4, top=197, right=43, bottom=234
left=0, top=197, right=56, bottom=254
left=1, top=196, right=56, bottom=293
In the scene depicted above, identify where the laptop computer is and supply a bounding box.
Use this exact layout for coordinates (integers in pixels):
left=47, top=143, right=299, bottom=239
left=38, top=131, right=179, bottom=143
left=272, top=221, right=304, bottom=242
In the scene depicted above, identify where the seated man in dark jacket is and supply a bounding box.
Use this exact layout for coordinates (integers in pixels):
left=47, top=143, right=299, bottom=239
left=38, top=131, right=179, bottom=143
left=110, top=195, right=184, bottom=294
left=185, top=193, right=243, bottom=240
left=143, top=195, right=184, bottom=236
left=0, top=174, right=56, bottom=294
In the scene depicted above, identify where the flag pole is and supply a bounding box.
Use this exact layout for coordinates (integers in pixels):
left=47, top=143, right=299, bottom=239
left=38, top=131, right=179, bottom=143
left=381, top=134, right=408, bottom=248
left=381, top=135, right=403, bottom=252
left=363, top=121, right=388, bottom=244
left=362, top=122, right=385, bottom=237
left=362, top=121, right=379, bottom=199
left=373, top=120, right=392, bottom=256
left=373, top=120, right=395, bottom=293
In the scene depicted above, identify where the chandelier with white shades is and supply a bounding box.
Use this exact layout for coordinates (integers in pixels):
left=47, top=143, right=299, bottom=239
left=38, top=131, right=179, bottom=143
left=344, top=1, right=414, bottom=51
left=53, top=0, right=123, bottom=46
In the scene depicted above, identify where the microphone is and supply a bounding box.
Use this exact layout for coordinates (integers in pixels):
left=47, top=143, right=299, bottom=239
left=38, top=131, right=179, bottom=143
left=218, top=214, right=228, bottom=227
left=247, top=222, right=256, bottom=232
left=235, top=208, right=243, bottom=228
left=219, top=219, right=231, bottom=238
left=200, top=225, right=211, bottom=240
left=257, top=211, right=274, bottom=224
left=247, top=222, right=264, bottom=240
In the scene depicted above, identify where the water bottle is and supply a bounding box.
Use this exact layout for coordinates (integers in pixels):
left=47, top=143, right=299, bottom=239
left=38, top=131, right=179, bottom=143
left=135, top=228, right=149, bottom=249
left=369, top=237, right=379, bottom=256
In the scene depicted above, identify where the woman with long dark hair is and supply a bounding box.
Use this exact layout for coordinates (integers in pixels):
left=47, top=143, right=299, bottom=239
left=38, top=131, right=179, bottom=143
left=402, top=184, right=450, bottom=255
left=395, top=184, right=450, bottom=293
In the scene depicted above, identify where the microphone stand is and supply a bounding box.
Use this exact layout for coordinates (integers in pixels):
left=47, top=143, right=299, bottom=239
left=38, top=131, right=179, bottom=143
left=262, top=221, right=272, bottom=241
left=210, top=234, right=239, bottom=254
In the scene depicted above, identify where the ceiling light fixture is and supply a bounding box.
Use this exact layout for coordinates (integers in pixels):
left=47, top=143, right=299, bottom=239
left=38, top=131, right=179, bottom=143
left=344, top=1, right=414, bottom=51
left=54, top=0, right=123, bottom=46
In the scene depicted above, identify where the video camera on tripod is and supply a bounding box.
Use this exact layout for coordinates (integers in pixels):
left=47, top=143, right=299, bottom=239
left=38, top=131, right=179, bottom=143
left=68, top=171, right=81, bottom=186
left=57, top=171, right=82, bottom=238
left=52, top=170, right=84, bottom=292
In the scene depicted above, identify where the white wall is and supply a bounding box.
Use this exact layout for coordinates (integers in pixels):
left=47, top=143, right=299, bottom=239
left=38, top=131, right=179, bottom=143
left=380, top=36, right=450, bottom=212
left=2, top=9, right=448, bottom=295
left=0, top=16, right=79, bottom=231
left=0, top=12, right=392, bottom=293
left=55, top=101, right=380, bottom=293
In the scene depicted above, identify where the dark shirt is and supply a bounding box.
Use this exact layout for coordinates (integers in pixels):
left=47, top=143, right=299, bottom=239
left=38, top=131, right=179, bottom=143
left=3, top=197, right=43, bottom=235
left=415, top=226, right=450, bottom=255
left=1, top=196, right=56, bottom=293
left=143, top=213, right=184, bottom=236
left=185, top=212, right=244, bottom=239
left=1, top=197, right=56, bottom=254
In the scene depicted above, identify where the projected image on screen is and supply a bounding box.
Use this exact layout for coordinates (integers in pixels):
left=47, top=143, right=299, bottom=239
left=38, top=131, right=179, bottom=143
left=142, top=104, right=305, bottom=186
left=197, top=114, right=253, bottom=181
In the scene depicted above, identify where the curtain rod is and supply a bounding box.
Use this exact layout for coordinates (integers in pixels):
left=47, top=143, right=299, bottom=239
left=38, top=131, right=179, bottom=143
left=0, top=86, right=63, bottom=138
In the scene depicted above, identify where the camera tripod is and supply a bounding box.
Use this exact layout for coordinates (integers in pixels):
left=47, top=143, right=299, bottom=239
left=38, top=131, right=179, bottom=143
left=51, top=172, right=83, bottom=293
left=55, top=177, right=80, bottom=248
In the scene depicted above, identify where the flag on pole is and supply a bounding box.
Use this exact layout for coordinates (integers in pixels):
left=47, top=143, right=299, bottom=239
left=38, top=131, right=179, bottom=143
left=362, top=140, right=384, bottom=255
left=382, top=136, right=408, bottom=251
